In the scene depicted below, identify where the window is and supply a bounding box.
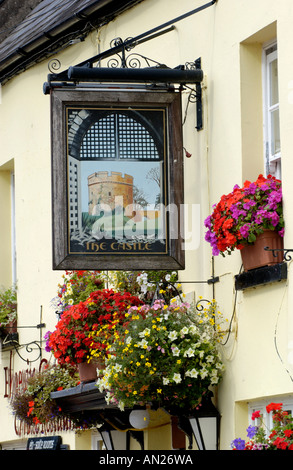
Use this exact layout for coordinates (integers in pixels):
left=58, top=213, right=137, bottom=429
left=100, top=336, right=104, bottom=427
left=0, top=164, right=16, bottom=286
left=51, top=89, right=185, bottom=270
left=248, top=397, right=293, bottom=438
left=10, top=171, right=16, bottom=284
left=263, top=42, right=281, bottom=178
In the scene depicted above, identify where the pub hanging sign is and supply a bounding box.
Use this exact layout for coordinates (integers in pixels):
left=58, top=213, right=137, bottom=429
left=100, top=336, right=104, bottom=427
left=51, top=88, right=185, bottom=270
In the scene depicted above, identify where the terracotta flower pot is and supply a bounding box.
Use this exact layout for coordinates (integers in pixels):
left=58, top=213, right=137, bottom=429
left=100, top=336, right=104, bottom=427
left=77, top=362, right=98, bottom=383
left=240, top=230, right=283, bottom=271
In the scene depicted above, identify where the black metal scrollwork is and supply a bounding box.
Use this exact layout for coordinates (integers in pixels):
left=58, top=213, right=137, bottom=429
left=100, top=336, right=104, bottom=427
left=108, top=36, right=167, bottom=70
left=264, top=246, right=292, bottom=261
left=13, top=341, right=43, bottom=364
left=48, top=58, right=61, bottom=73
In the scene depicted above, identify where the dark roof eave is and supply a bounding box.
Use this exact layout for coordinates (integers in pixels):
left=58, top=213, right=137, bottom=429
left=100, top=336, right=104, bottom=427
left=0, top=0, right=143, bottom=84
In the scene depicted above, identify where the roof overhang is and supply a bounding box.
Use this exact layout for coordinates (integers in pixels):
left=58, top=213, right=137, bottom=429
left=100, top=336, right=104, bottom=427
left=0, top=0, right=143, bottom=84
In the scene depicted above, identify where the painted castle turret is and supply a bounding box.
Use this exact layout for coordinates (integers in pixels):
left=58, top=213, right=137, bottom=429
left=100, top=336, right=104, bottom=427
left=88, top=171, right=134, bottom=215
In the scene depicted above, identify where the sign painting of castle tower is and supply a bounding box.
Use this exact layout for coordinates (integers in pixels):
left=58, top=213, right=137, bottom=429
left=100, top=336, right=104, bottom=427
left=88, top=171, right=134, bottom=215
left=66, top=105, right=167, bottom=255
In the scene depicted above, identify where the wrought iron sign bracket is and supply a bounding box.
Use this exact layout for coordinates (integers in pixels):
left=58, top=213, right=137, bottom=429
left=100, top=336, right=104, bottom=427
left=44, top=31, right=204, bottom=130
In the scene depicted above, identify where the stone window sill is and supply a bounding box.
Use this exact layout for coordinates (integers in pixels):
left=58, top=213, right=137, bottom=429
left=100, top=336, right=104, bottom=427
left=235, top=262, right=287, bottom=290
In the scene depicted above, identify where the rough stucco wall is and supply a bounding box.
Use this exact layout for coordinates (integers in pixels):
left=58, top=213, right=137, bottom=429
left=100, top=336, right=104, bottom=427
left=0, top=0, right=42, bottom=41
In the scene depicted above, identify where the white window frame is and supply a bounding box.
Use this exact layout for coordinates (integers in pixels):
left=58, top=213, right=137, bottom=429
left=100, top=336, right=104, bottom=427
left=262, top=41, right=281, bottom=178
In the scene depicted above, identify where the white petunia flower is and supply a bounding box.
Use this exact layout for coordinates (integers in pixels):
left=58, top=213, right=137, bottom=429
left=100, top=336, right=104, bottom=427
left=200, top=367, right=208, bottom=379
left=172, top=373, right=182, bottom=383
left=183, top=347, right=195, bottom=357
left=185, top=368, right=198, bottom=378
left=139, top=328, right=150, bottom=338
left=180, top=326, right=189, bottom=336
left=189, top=325, right=197, bottom=335
left=206, top=355, right=214, bottom=363
left=168, top=330, right=178, bottom=341
left=171, top=346, right=180, bottom=356
left=137, top=339, right=148, bottom=349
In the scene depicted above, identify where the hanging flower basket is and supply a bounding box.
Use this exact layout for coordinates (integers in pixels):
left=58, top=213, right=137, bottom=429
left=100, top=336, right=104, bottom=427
left=96, top=299, right=225, bottom=413
left=204, top=174, right=284, bottom=261
left=46, top=289, right=143, bottom=366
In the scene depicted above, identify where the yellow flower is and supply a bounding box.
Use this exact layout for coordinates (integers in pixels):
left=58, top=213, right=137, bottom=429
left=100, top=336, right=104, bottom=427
left=136, top=362, right=140, bottom=367
left=157, top=388, right=162, bottom=394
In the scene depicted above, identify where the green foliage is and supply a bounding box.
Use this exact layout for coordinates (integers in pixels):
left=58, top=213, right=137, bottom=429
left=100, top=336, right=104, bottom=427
left=0, top=285, right=17, bottom=327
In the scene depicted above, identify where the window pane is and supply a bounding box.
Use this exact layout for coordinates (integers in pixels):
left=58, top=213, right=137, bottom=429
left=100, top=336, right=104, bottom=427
left=270, top=108, right=281, bottom=155
left=269, top=58, right=279, bottom=106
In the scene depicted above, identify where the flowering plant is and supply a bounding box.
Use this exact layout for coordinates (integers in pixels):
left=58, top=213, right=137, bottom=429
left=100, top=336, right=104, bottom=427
left=52, top=270, right=106, bottom=313
left=96, top=299, right=225, bottom=412
left=0, top=285, right=17, bottom=329
left=109, top=270, right=182, bottom=304
left=204, top=174, right=284, bottom=256
left=10, top=363, right=79, bottom=426
left=47, top=289, right=142, bottom=366
left=231, top=402, right=293, bottom=450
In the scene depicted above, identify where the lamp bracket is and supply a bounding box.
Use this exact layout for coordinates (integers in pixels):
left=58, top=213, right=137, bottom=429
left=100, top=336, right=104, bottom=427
left=177, top=415, right=194, bottom=449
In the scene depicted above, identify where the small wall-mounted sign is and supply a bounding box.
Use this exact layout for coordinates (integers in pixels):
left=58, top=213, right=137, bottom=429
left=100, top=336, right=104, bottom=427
left=27, top=436, right=62, bottom=450
left=51, top=88, right=185, bottom=270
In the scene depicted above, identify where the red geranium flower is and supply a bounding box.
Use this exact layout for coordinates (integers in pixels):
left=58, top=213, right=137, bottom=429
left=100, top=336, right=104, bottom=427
left=48, top=289, right=143, bottom=366
left=266, top=402, right=283, bottom=413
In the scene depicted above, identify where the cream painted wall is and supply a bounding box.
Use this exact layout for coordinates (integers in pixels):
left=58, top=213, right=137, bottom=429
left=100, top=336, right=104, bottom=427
left=1, top=0, right=293, bottom=450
